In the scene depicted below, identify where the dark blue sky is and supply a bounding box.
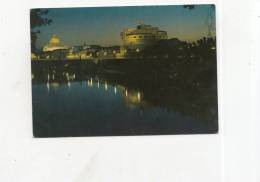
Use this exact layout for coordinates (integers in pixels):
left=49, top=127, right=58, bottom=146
left=35, top=5, right=215, bottom=48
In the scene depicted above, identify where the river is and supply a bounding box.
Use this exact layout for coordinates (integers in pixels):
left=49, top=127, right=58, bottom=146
left=32, top=59, right=218, bottom=137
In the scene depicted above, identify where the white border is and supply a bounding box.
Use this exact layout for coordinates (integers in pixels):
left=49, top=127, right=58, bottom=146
left=0, top=0, right=257, bottom=182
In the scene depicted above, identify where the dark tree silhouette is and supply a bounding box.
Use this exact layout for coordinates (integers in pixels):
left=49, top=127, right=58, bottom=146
left=183, top=5, right=215, bottom=37
left=30, top=9, right=52, bottom=53
left=183, top=4, right=215, bottom=10
left=183, top=5, right=195, bottom=10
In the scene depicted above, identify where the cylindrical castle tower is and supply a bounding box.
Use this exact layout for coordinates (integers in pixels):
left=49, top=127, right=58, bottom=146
left=120, top=23, right=167, bottom=51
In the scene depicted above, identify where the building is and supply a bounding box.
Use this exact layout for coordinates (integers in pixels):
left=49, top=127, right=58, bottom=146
left=31, top=53, right=38, bottom=60
left=43, top=34, right=68, bottom=52
left=41, top=35, right=68, bottom=60
left=96, top=46, right=120, bottom=59
left=121, top=23, right=168, bottom=52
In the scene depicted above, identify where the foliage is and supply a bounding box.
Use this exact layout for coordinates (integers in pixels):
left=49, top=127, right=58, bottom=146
left=183, top=4, right=215, bottom=10
left=141, top=37, right=216, bottom=62
left=183, top=5, right=195, bottom=10
left=30, top=9, right=52, bottom=53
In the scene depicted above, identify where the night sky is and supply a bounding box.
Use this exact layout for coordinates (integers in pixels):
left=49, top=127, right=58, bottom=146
left=34, top=5, right=215, bottom=48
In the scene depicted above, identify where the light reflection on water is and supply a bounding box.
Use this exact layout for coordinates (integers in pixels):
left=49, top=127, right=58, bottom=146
left=32, top=64, right=218, bottom=137
left=33, top=79, right=215, bottom=137
left=44, top=73, right=147, bottom=110
left=44, top=76, right=145, bottom=110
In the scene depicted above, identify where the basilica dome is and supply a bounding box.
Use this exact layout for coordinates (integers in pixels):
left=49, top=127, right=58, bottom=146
left=43, top=34, right=68, bottom=52
left=49, top=34, right=60, bottom=45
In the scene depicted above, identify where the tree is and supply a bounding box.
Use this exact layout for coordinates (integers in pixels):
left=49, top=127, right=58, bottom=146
left=183, top=5, right=195, bottom=10
left=183, top=5, right=215, bottom=37
left=30, top=9, right=52, bottom=53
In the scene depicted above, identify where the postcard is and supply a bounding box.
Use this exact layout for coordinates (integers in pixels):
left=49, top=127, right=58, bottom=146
left=30, top=5, right=218, bottom=137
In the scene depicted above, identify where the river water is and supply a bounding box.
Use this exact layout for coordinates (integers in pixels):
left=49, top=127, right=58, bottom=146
left=32, top=60, right=218, bottom=137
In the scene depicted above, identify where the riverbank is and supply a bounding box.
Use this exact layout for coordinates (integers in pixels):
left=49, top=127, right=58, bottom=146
left=31, top=57, right=217, bottom=81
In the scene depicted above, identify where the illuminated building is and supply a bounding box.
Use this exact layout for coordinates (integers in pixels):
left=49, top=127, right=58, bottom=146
left=43, top=34, right=68, bottom=52
left=121, top=23, right=167, bottom=51
left=41, top=35, right=68, bottom=60
left=31, top=53, right=38, bottom=60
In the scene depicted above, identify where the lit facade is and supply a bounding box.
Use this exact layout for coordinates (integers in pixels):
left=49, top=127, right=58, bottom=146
left=121, top=24, right=167, bottom=51
left=43, top=34, right=68, bottom=52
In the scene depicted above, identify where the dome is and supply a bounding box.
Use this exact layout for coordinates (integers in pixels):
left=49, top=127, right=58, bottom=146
left=49, top=34, right=60, bottom=45
left=43, top=34, right=68, bottom=52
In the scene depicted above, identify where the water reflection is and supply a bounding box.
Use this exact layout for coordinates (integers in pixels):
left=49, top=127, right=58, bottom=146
left=32, top=60, right=218, bottom=137
left=46, top=82, right=60, bottom=90
left=114, top=86, right=117, bottom=94
left=42, top=71, right=149, bottom=111
left=32, top=65, right=218, bottom=119
left=87, top=78, right=93, bottom=87
left=84, top=77, right=145, bottom=109
left=123, top=89, right=144, bottom=109
left=104, top=81, right=108, bottom=91
left=46, top=81, right=49, bottom=90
